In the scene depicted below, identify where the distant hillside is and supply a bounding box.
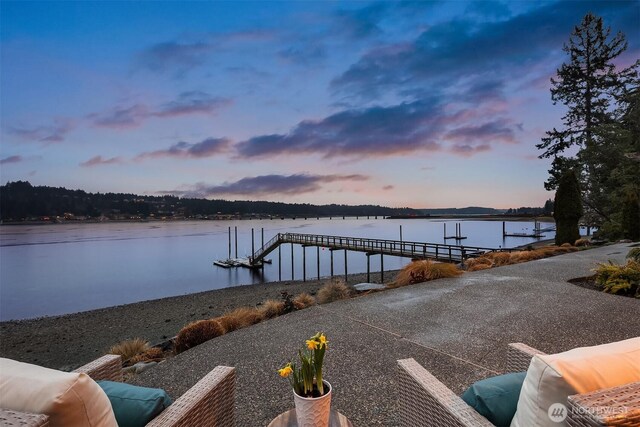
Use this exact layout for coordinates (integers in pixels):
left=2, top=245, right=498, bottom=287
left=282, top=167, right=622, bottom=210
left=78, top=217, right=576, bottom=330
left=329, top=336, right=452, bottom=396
left=0, top=181, right=420, bottom=221
left=418, top=207, right=506, bottom=215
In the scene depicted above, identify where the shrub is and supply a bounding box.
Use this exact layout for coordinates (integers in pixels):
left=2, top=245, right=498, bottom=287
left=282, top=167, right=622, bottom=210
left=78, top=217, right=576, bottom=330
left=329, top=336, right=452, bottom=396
left=627, top=248, right=640, bottom=262
left=293, top=293, right=316, bottom=310
left=560, top=243, right=573, bottom=248
left=259, top=299, right=285, bottom=319
left=594, top=260, right=640, bottom=297
left=575, top=238, right=591, bottom=247
left=280, top=291, right=296, bottom=314
left=109, top=338, right=150, bottom=362
left=317, top=280, right=352, bottom=303
left=554, top=169, right=583, bottom=246
left=175, top=319, right=225, bottom=353
left=223, top=307, right=264, bottom=328
left=393, top=260, right=462, bottom=287
left=130, top=347, right=164, bottom=364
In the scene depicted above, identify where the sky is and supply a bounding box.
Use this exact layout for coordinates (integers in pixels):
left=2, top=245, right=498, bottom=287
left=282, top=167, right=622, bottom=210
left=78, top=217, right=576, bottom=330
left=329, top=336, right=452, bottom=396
left=1, top=1, right=638, bottom=209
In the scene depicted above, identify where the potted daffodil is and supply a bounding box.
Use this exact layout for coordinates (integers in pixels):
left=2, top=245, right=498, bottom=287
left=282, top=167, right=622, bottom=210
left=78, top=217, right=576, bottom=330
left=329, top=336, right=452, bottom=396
left=278, top=332, right=331, bottom=427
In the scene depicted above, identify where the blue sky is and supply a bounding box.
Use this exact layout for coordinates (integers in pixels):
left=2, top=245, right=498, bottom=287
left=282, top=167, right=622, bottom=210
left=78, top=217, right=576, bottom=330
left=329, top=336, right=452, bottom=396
left=1, top=1, right=638, bottom=208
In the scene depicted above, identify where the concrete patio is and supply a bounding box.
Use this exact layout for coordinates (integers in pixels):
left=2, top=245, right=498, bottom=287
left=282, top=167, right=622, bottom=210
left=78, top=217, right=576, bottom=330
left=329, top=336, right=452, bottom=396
left=133, top=242, right=640, bottom=426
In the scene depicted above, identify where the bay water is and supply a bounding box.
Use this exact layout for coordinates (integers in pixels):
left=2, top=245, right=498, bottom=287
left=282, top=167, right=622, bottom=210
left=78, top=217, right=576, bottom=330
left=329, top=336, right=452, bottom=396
left=0, top=218, right=558, bottom=321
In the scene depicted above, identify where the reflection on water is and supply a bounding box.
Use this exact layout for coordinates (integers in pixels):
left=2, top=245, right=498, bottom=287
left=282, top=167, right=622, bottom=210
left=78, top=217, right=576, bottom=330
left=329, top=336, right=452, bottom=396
left=0, top=218, right=559, bottom=320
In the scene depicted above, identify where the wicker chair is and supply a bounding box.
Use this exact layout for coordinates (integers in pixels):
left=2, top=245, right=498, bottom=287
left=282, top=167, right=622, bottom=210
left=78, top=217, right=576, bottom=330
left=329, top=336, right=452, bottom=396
left=398, top=343, right=640, bottom=427
left=0, top=355, right=236, bottom=427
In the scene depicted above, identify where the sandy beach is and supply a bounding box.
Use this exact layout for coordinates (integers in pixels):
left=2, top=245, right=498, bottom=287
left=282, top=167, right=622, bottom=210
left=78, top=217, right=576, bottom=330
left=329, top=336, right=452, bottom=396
left=0, top=271, right=398, bottom=370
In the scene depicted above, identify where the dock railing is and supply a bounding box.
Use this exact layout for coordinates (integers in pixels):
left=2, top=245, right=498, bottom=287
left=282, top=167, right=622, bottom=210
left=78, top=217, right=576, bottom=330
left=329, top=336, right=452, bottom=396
left=250, top=232, right=510, bottom=265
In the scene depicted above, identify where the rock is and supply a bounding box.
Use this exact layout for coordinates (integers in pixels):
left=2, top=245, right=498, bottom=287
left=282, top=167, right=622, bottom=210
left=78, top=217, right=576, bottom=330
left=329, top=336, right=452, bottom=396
left=133, top=361, right=157, bottom=374
left=123, top=365, right=137, bottom=374
left=353, top=283, right=386, bottom=292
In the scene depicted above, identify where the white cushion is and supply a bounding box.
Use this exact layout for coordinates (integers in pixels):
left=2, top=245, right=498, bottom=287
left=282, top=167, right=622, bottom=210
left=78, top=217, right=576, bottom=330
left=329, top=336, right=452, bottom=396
left=0, top=358, right=117, bottom=427
left=511, top=337, right=640, bottom=427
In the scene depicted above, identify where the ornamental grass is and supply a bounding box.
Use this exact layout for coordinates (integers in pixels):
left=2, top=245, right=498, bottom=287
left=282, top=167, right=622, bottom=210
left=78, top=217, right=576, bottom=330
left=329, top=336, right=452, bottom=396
left=575, top=238, right=591, bottom=247
left=392, top=260, right=462, bottom=288
left=216, top=315, right=243, bottom=333
left=465, top=245, right=580, bottom=273
left=223, top=306, right=265, bottom=328
left=109, top=338, right=150, bottom=363
left=487, top=252, right=512, bottom=266
left=175, top=319, right=225, bottom=353
left=317, top=280, right=352, bottom=304
left=260, top=299, right=286, bottom=319
left=594, top=260, right=640, bottom=297
left=628, top=248, right=640, bottom=262
left=467, top=263, right=493, bottom=271
left=129, top=347, right=165, bottom=364
left=293, top=293, right=316, bottom=310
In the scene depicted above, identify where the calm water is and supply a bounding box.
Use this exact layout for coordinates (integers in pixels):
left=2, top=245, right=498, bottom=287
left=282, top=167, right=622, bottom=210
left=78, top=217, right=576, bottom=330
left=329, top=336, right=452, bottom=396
left=0, top=218, right=558, bottom=321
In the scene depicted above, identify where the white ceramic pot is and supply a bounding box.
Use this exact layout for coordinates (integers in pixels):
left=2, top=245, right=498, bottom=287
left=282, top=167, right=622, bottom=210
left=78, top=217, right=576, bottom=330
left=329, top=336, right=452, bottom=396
left=293, top=381, right=332, bottom=427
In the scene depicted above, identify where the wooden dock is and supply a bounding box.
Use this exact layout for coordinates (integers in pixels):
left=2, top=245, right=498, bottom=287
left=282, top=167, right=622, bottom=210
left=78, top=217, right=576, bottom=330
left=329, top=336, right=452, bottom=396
left=249, top=232, right=509, bottom=267
left=502, top=221, right=554, bottom=238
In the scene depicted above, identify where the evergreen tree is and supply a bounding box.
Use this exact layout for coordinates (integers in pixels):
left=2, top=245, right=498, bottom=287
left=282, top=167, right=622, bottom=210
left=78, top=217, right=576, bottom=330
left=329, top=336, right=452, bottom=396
left=554, top=170, right=583, bottom=245
left=538, top=12, right=639, bottom=227
left=622, top=190, right=640, bottom=241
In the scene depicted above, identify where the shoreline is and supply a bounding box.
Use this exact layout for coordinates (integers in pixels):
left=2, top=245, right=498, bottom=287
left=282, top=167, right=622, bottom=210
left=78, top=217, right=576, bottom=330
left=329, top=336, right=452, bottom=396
left=0, top=215, right=554, bottom=226
left=0, top=270, right=399, bottom=370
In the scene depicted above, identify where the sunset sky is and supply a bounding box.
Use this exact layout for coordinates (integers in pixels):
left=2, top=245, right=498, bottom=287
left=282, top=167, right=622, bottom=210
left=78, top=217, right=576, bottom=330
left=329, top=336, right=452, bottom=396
left=1, top=1, right=638, bottom=208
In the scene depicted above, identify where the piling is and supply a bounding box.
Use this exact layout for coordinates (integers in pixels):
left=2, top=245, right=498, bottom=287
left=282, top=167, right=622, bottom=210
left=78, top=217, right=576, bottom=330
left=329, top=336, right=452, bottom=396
left=366, top=254, right=370, bottom=282
left=291, top=243, right=294, bottom=280
left=234, top=226, right=238, bottom=258
left=278, top=245, right=282, bottom=281
left=251, top=228, right=255, bottom=256
left=228, top=227, right=231, bottom=259
left=330, top=249, right=334, bottom=277
left=344, top=250, right=348, bottom=282
left=380, top=254, right=384, bottom=283
left=303, top=246, right=306, bottom=282
left=317, top=247, right=320, bottom=279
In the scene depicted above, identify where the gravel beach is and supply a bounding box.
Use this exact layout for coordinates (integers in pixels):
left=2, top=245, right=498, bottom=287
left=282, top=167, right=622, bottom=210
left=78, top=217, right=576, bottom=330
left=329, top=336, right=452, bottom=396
left=0, top=271, right=398, bottom=370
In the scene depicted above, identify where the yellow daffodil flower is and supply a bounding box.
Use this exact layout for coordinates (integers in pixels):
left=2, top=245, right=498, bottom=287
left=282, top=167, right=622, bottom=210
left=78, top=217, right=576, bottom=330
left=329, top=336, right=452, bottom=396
left=306, top=339, right=318, bottom=350
left=278, top=364, right=293, bottom=378
left=318, top=334, right=328, bottom=348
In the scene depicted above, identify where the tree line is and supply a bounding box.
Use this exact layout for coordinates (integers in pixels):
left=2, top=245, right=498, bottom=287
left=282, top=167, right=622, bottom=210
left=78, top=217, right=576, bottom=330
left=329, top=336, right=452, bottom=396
left=0, top=181, right=419, bottom=221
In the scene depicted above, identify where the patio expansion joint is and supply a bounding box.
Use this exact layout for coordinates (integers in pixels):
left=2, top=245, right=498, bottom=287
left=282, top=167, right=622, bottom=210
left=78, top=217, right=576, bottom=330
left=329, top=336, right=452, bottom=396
left=317, top=305, right=501, bottom=375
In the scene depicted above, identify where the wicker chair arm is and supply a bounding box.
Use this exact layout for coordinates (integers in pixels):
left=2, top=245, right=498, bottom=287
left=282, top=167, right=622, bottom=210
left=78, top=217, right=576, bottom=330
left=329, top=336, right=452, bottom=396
left=0, top=409, right=49, bottom=427
left=567, top=381, right=640, bottom=427
left=506, top=343, right=546, bottom=372
left=146, top=366, right=236, bottom=427
left=397, top=359, right=494, bottom=427
left=72, top=354, right=123, bottom=382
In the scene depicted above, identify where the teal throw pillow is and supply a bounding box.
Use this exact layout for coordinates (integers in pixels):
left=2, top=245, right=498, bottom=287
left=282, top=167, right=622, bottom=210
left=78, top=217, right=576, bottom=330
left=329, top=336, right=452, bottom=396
left=97, top=380, right=173, bottom=427
left=461, top=371, right=527, bottom=427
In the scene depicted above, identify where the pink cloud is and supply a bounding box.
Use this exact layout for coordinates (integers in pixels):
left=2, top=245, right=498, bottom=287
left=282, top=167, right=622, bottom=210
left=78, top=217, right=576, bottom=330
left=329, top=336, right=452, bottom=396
left=79, top=155, right=124, bottom=167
